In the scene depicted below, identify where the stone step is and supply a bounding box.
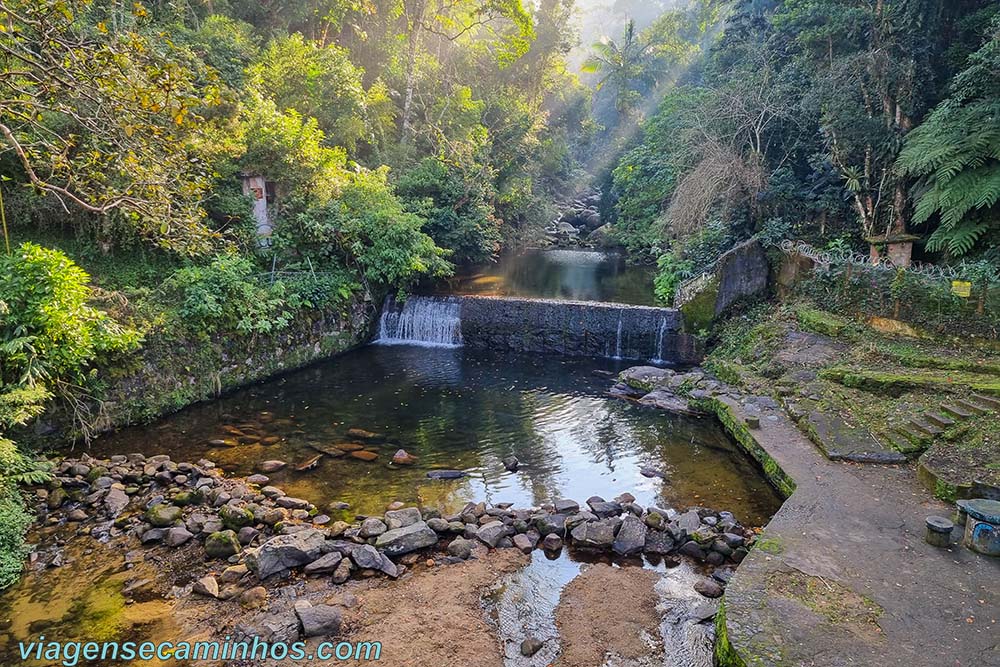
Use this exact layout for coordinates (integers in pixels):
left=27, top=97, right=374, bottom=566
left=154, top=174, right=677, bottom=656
left=953, top=399, right=987, bottom=416
left=940, top=403, right=975, bottom=420
left=923, top=411, right=956, bottom=429
left=970, top=393, right=1000, bottom=410
left=802, top=409, right=907, bottom=464
left=908, top=418, right=944, bottom=437
left=894, top=424, right=932, bottom=446
left=881, top=430, right=924, bottom=458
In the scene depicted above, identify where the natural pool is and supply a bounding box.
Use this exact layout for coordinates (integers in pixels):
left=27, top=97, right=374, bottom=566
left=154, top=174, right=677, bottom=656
left=438, top=249, right=658, bottom=306
left=89, top=345, right=781, bottom=524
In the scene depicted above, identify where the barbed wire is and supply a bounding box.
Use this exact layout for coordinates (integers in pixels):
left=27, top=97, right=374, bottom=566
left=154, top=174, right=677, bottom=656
left=778, top=240, right=971, bottom=283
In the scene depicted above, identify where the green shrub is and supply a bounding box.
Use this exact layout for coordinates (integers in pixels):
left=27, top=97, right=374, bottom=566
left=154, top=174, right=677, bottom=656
left=162, top=255, right=306, bottom=337
left=0, top=478, right=31, bottom=590
left=0, top=243, right=141, bottom=386
left=653, top=253, right=695, bottom=304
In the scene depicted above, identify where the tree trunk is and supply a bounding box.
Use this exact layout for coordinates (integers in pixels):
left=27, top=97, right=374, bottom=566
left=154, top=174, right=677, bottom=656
left=401, top=0, right=426, bottom=143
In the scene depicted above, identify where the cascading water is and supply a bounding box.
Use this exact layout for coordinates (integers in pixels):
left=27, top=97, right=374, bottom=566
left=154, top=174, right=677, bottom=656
left=377, top=296, right=463, bottom=347
left=652, top=317, right=668, bottom=364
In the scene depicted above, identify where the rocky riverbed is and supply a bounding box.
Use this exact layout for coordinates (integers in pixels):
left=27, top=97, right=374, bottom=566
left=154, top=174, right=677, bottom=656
left=19, top=445, right=757, bottom=657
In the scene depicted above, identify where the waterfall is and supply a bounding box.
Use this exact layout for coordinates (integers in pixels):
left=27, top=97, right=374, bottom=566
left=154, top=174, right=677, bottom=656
left=377, top=296, right=463, bottom=348
left=652, top=317, right=668, bottom=364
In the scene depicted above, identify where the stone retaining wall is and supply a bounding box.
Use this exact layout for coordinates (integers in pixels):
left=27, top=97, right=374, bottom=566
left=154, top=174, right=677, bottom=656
left=458, top=296, right=702, bottom=364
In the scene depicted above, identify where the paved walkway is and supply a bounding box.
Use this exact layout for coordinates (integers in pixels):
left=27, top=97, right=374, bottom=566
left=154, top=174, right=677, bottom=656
left=716, top=395, right=1000, bottom=667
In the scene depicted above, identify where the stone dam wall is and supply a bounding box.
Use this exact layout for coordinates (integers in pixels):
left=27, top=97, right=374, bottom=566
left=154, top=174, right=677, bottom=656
left=379, top=295, right=703, bottom=364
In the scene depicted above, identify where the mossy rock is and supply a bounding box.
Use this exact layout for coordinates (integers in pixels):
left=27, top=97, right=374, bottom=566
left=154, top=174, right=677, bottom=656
left=679, top=276, right=720, bottom=333
left=145, top=503, right=182, bottom=527
left=794, top=306, right=849, bottom=338
left=85, top=466, right=109, bottom=482
left=219, top=504, right=254, bottom=530
left=204, top=530, right=241, bottom=559
left=172, top=490, right=203, bottom=507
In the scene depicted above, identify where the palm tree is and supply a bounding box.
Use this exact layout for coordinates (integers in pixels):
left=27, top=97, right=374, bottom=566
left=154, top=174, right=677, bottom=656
left=582, top=20, right=658, bottom=115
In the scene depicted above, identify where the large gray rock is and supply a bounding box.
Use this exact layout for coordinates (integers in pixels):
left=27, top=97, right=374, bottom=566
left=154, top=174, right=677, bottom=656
left=571, top=519, right=617, bottom=549
left=104, top=487, right=129, bottom=516
left=375, top=521, right=439, bottom=556
left=245, top=529, right=328, bottom=579
left=295, top=601, right=342, bottom=637
left=612, top=515, right=647, bottom=556
left=475, top=521, right=510, bottom=548
left=384, top=507, right=422, bottom=530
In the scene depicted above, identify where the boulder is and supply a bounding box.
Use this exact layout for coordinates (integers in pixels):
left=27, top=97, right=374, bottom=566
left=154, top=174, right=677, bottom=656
left=384, top=507, right=422, bottom=530
left=205, top=530, right=242, bottom=559
left=570, top=520, right=616, bottom=550
left=294, top=601, right=342, bottom=638
left=192, top=575, right=219, bottom=599
left=694, top=578, right=724, bottom=598
left=612, top=515, right=647, bottom=556
left=245, top=529, right=329, bottom=579
left=375, top=521, right=439, bottom=556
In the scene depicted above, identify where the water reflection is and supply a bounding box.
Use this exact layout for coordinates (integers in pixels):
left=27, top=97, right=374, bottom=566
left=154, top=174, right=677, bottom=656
left=440, top=249, right=657, bottom=306
left=90, top=346, right=781, bottom=525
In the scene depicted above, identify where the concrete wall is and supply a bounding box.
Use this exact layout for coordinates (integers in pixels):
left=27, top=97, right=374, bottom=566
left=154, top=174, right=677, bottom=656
left=458, top=296, right=702, bottom=364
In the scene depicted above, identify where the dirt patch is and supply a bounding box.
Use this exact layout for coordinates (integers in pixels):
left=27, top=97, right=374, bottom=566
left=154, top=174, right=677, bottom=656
left=554, top=564, right=663, bottom=667
left=335, top=549, right=530, bottom=667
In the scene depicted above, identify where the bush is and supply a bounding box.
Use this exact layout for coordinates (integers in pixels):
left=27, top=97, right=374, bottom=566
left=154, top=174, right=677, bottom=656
left=0, top=243, right=141, bottom=387
left=0, top=477, right=31, bottom=590
left=161, top=255, right=306, bottom=338
left=396, top=157, right=501, bottom=266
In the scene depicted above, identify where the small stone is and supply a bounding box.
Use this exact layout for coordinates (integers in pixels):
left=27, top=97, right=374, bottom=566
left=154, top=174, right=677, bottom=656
left=391, top=449, right=417, bottom=465
left=259, top=460, right=286, bottom=473
left=541, top=534, right=563, bottom=551
left=205, top=530, right=242, bottom=559
left=384, top=507, right=422, bottom=530
left=512, top=533, right=536, bottom=554
left=447, top=537, right=474, bottom=559
left=694, top=578, right=723, bottom=598
left=164, top=526, right=194, bottom=547
left=240, top=586, right=268, bottom=609
left=360, top=517, right=388, bottom=538
left=520, top=638, right=544, bottom=657
left=66, top=509, right=88, bottom=522
left=304, top=552, right=343, bottom=575
left=246, top=474, right=270, bottom=485
left=192, top=576, right=219, bottom=599
left=295, top=602, right=342, bottom=638
left=219, top=564, right=248, bottom=584
left=237, top=526, right=260, bottom=545
left=501, top=456, right=519, bottom=472
left=145, top=504, right=181, bottom=528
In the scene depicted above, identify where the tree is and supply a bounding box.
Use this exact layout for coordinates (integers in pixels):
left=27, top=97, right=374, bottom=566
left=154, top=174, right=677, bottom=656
left=397, top=0, right=534, bottom=141
left=247, top=33, right=370, bottom=150
left=897, top=16, right=1000, bottom=256
left=0, top=0, right=218, bottom=252
left=581, top=20, right=658, bottom=115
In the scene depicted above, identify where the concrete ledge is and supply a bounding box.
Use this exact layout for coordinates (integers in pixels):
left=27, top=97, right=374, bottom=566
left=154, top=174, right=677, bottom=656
left=696, top=395, right=1000, bottom=667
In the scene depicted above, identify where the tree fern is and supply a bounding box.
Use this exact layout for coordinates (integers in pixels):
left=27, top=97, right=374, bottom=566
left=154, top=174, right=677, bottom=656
left=897, top=18, right=1000, bottom=257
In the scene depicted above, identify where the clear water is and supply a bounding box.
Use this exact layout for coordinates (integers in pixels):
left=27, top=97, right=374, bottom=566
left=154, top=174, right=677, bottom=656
left=89, top=346, right=780, bottom=524
left=439, top=249, right=658, bottom=306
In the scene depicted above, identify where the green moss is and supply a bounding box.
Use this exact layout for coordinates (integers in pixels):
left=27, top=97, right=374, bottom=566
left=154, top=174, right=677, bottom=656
left=754, top=536, right=785, bottom=555
left=699, top=398, right=797, bottom=499
left=714, top=599, right=747, bottom=667
left=821, top=367, right=1000, bottom=396
left=679, top=276, right=719, bottom=333
left=794, top=306, right=850, bottom=337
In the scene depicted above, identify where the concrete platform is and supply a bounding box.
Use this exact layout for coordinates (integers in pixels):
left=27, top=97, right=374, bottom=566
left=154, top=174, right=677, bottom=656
left=710, top=395, right=1000, bottom=667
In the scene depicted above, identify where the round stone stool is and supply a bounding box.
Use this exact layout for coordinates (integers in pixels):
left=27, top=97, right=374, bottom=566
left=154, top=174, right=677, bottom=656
left=925, top=516, right=954, bottom=547
left=962, top=499, right=1000, bottom=557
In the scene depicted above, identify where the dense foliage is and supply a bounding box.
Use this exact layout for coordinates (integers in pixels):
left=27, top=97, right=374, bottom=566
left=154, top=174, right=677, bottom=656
left=605, top=1, right=1000, bottom=302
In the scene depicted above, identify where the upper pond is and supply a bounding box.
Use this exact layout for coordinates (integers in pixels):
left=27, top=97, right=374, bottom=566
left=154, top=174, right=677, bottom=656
left=90, top=345, right=780, bottom=525
left=437, top=249, right=658, bottom=306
